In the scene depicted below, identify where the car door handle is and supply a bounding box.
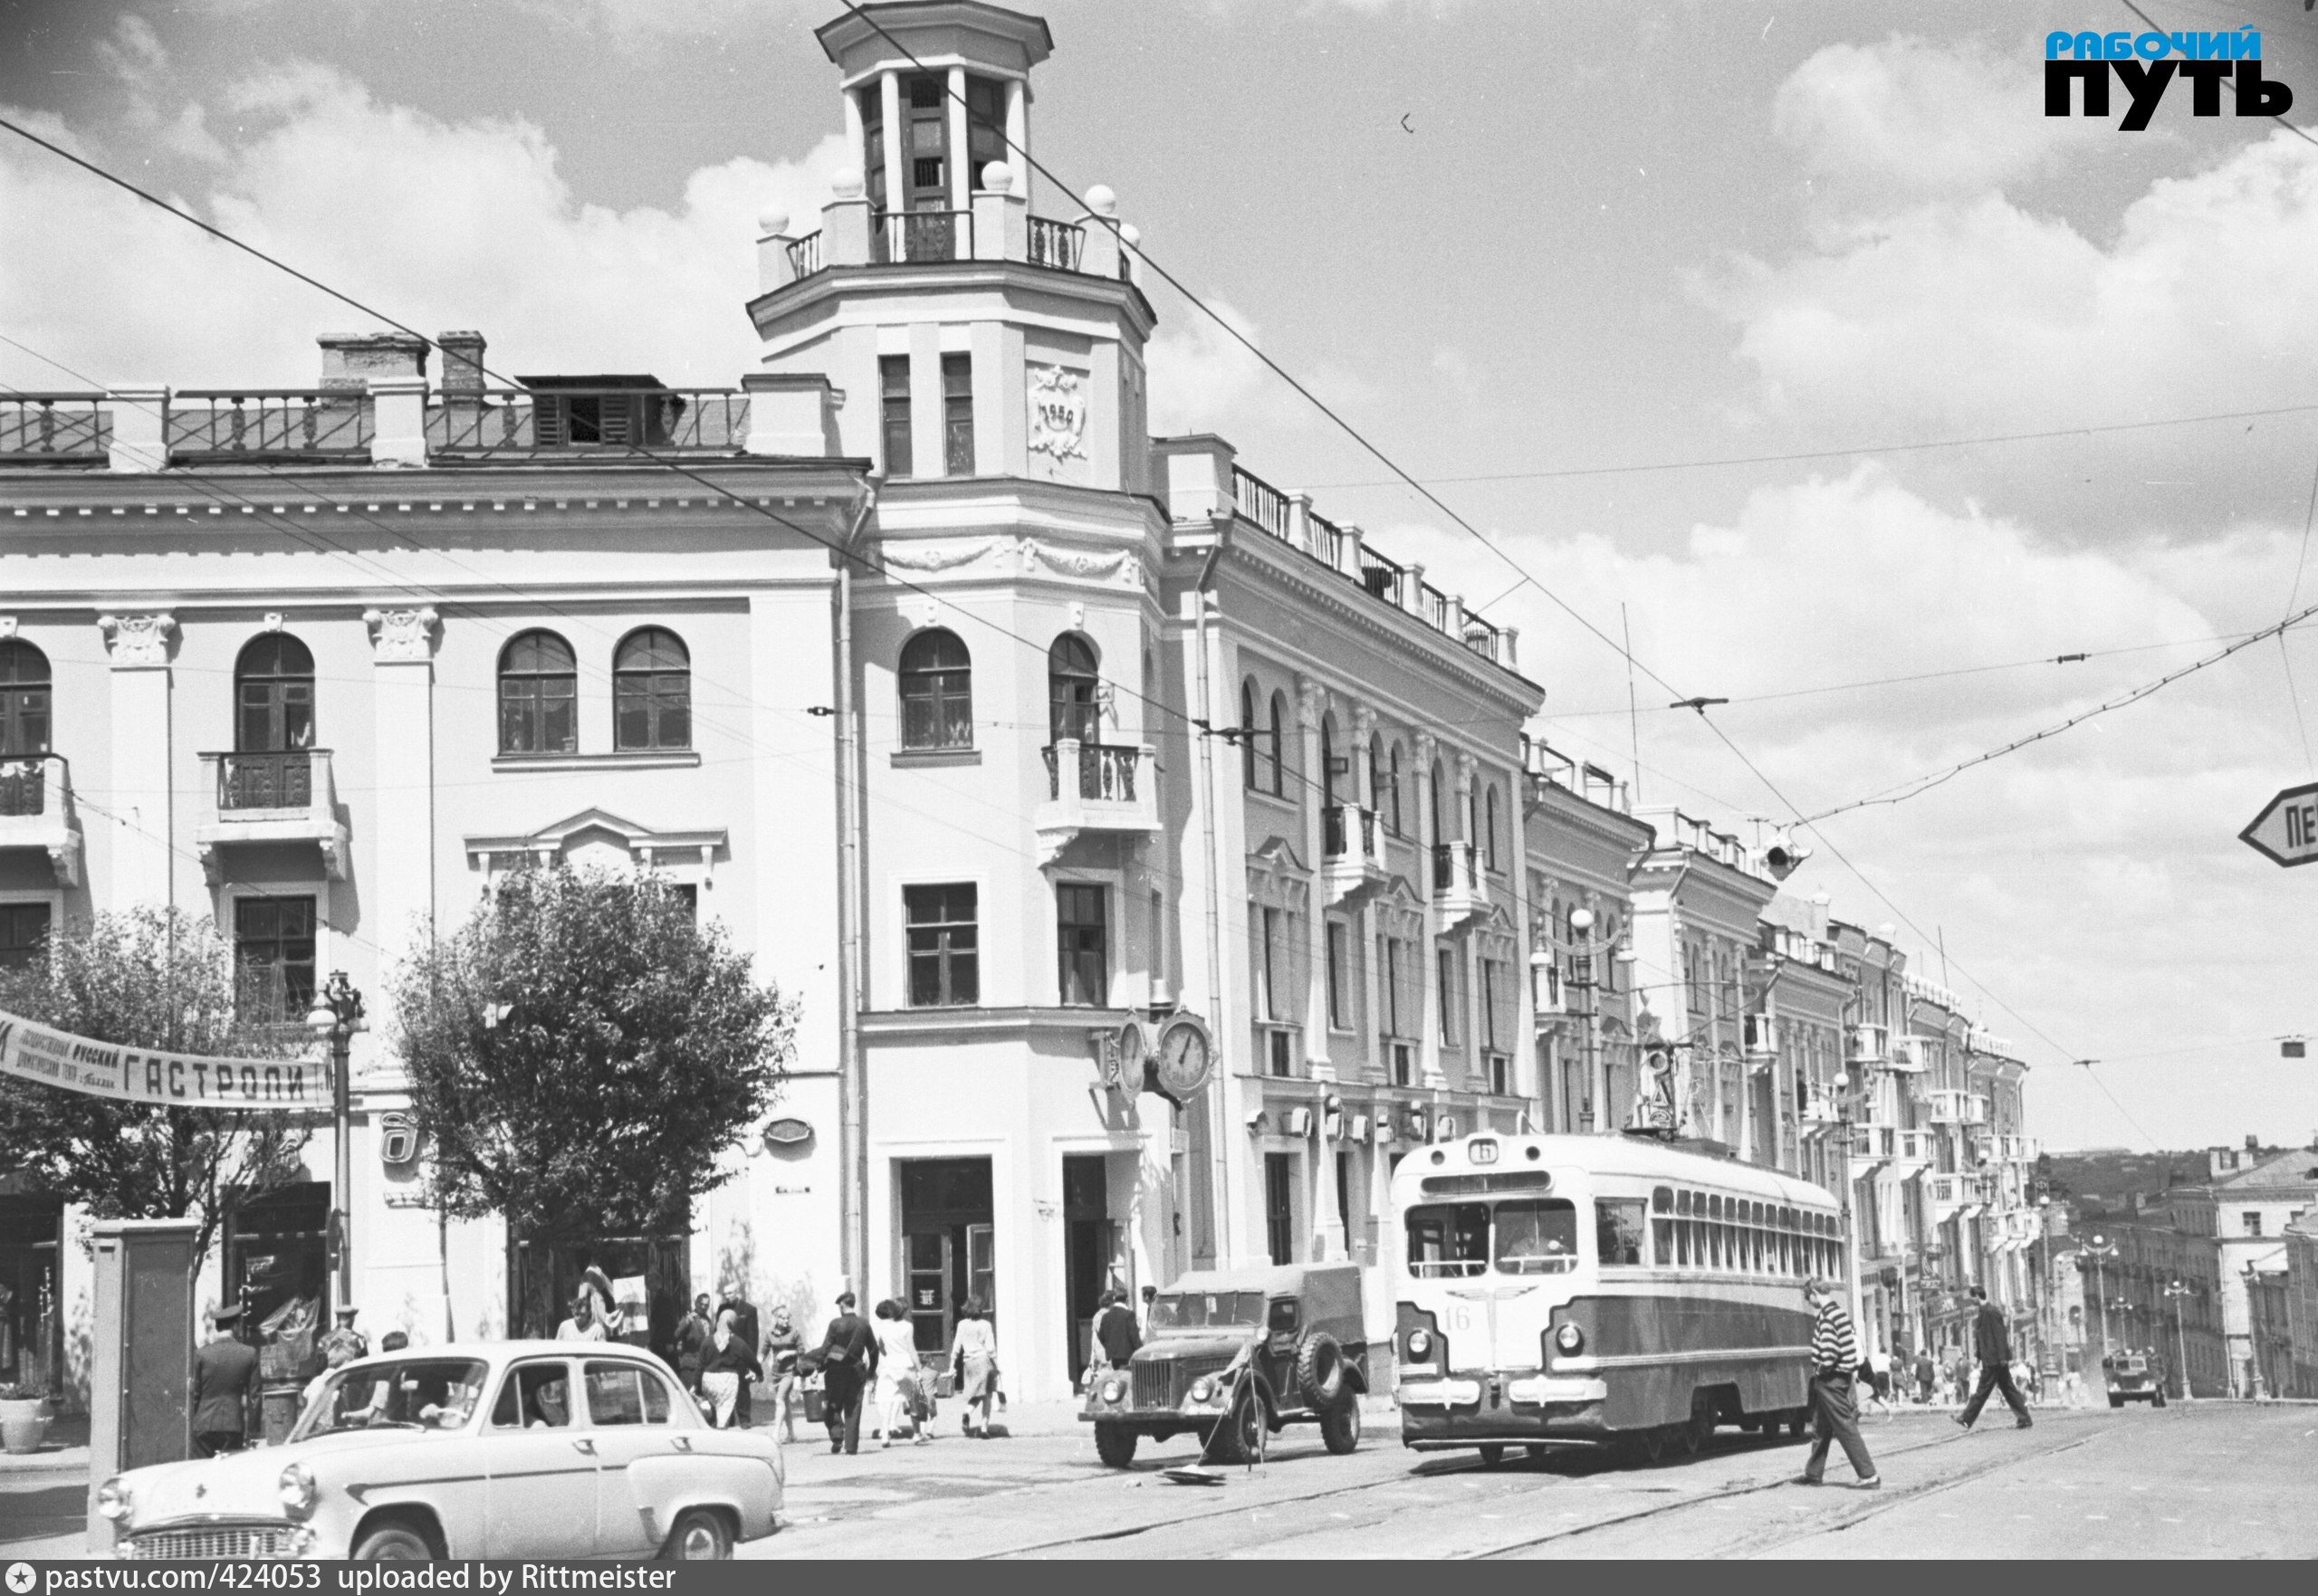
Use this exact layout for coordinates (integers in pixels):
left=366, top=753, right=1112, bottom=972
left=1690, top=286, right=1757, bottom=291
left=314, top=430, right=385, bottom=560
left=671, top=1436, right=693, bottom=1452
left=571, top=1438, right=597, bottom=1456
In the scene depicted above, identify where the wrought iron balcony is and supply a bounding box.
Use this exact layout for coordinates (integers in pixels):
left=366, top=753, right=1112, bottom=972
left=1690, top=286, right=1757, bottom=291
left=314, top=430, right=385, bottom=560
left=0, top=394, right=110, bottom=467
left=196, top=749, right=348, bottom=884
left=426, top=388, right=750, bottom=458
left=1430, top=838, right=1489, bottom=924
left=0, top=754, right=81, bottom=885
left=1034, top=740, right=1159, bottom=865
left=167, top=391, right=373, bottom=464
left=1321, top=803, right=1387, bottom=909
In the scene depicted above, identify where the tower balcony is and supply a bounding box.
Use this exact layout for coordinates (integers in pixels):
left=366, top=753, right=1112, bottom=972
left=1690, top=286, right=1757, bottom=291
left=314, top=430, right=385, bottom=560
left=1321, top=803, right=1388, bottom=909
left=0, top=754, right=83, bottom=885
left=1431, top=839, right=1489, bottom=925
left=1034, top=740, right=1158, bottom=865
left=196, top=749, right=349, bottom=885
left=757, top=167, right=1137, bottom=297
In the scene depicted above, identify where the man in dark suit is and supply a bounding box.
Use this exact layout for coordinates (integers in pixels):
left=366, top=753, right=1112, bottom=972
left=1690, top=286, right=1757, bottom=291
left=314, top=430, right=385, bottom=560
left=1093, top=1290, right=1141, bottom=1370
left=190, top=1303, right=259, bottom=1457
left=816, top=1292, right=876, bottom=1455
left=1955, top=1285, right=2033, bottom=1430
left=720, top=1295, right=761, bottom=1428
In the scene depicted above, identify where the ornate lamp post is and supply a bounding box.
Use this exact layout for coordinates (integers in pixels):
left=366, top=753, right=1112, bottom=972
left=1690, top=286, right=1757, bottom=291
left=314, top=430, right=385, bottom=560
left=304, top=970, right=367, bottom=1310
left=2075, top=1234, right=2119, bottom=1360
left=1566, top=908, right=1601, bottom=1131
left=2161, top=1278, right=2194, bottom=1401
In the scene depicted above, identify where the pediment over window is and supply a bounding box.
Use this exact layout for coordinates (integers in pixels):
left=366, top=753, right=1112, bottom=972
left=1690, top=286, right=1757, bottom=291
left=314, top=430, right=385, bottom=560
left=464, top=808, right=726, bottom=877
left=1246, top=836, right=1309, bottom=913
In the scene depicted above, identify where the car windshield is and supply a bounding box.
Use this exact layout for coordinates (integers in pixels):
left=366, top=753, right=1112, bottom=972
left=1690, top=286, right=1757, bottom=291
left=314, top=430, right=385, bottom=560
left=290, top=1358, right=492, bottom=1439
left=1150, top=1290, right=1265, bottom=1331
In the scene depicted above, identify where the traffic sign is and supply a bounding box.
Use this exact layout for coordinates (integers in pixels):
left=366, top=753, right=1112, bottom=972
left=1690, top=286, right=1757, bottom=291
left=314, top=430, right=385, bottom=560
left=2241, top=782, right=2318, bottom=867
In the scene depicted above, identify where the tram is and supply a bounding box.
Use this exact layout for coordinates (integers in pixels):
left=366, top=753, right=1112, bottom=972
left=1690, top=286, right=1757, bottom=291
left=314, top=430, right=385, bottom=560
left=1390, top=1131, right=1843, bottom=1462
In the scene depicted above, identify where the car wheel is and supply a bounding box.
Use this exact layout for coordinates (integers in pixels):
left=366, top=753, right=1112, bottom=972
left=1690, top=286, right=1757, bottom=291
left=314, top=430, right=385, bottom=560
left=1320, top=1395, right=1361, bottom=1456
left=1478, top=1444, right=1506, bottom=1467
left=1095, top=1422, right=1139, bottom=1467
left=1295, top=1333, right=1347, bottom=1409
left=663, top=1508, right=733, bottom=1562
left=352, top=1524, right=434, bottom=1562
left=1212, top=1388, right=1264, bottom=1465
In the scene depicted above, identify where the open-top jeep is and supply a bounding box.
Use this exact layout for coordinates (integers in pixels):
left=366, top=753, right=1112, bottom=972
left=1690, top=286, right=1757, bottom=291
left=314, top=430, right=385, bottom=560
left=1079, top=1263, right=1369, bottom=1467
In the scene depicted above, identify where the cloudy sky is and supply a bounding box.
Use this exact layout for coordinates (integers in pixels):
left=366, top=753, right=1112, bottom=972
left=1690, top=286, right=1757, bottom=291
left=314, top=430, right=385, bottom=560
left=5, top=0, right=2318, bottom=1152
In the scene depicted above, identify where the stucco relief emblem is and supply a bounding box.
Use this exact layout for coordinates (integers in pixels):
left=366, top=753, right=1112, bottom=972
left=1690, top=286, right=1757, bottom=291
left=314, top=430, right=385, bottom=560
left=97, top=613, right=176, bottom=667
left=1027, top=364, right=1087, bottom=460
left=363, top=607, right=439, bottom=662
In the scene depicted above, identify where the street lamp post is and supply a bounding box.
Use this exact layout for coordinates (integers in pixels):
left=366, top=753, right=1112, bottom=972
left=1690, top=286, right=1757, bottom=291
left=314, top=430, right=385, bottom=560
left=1834, top=1068, right=1864, bottom=1326
left=1566, top=908, right=1600, bottom=1132
left=2161, top=1278, right=2194, bottom=1401
left=2076, top=1234, right=2119, bottom=1360
left=305, top=970, right=367, bottom=1311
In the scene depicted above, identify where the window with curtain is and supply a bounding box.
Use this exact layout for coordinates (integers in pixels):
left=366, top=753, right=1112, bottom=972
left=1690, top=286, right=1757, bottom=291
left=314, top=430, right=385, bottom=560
left=1049, top=635, right=1100, bottom=744
left=614, top=627, right=691, bottom=750
left=898, top=628, right=972, bottom=749
left=498, top=630, right=577, bottom=754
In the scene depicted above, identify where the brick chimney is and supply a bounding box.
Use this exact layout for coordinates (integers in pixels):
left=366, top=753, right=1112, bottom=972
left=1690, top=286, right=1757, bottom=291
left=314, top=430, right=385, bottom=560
left=437, top=331, right=488, bottom=396
left=317, top=331, right=429, bottom=387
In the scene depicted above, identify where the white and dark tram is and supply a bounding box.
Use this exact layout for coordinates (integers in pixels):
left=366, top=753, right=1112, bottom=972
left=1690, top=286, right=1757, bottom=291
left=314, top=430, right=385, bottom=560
left=1391, top=1131, right=1844, bottom=1462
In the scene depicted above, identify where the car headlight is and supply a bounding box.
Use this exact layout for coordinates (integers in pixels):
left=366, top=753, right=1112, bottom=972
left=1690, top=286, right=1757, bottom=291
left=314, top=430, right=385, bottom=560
left=1188, top=1375, right=1215, bottom=1402
left=1554, top=1323, right=1585, bottom=1355
left=96, top=1477, right=132, bottom=1522
left=1099, top=1377, right=1125, bottom=1405
left=1406, top=1328, right=1432, bottom=1359
left=277, top=1463, right=318, bottom=1518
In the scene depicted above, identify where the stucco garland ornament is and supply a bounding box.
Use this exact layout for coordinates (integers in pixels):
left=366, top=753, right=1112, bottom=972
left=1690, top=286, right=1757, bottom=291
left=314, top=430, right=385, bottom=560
left=1028, top=364, right=1087, bottom=460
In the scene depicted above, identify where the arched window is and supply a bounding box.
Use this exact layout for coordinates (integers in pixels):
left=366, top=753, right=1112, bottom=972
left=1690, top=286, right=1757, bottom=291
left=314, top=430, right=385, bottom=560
left=1485, top=784, right=1501, bottom=872
left=0, top=639, right=52, bottom=757
left=235, top=634, right=314, bottom=751
left=498, top=630, right=576, bottom=754
left=614, top=627, right=691, bottom=750
left=1268, top=691, right=1287, bottom=798
left=1240, top=681, right=1259, bottom=789
left=1429, top=762, right=1443, bottom=841
left=1048, top=634, right=1100, bottom=743
left=1320, top=715, right=1338, bottom=808
left=1387, top=742, right=1403, bottom=836
left=1367, top=733, right=1384, bottom=817
left=899, top=628, right=972, bottom=750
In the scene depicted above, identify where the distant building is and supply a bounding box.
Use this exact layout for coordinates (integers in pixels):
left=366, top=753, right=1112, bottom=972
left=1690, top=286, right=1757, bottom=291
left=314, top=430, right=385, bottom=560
left=2170, top=1142, right=2318, bottom=1395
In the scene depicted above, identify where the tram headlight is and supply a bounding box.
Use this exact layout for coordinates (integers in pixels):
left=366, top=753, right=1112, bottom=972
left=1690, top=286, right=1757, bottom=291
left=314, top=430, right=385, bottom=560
left=1554, top=1323, right=1585, bottom=1356
left=1406, top=1328, right=1432, bottom=1359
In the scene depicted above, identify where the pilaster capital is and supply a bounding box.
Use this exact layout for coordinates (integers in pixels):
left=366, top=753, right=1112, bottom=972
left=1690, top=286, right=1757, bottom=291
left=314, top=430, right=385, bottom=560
left=1351, top=702, right=1377, bottom=741
left=1414, top=731, right=1438, bottom=766
left=1455, top=750, right=1477, bottom=792
left=97, top=613, right=175, bottom=667
left=364, top=607, right=440, bottom=663
left=1294, top=674, right=1326, bottom=730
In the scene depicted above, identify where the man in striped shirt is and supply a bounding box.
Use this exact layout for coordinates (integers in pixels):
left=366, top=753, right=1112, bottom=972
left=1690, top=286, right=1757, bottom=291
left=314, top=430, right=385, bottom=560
left=1798, top=1276, right=1881, bottom=1489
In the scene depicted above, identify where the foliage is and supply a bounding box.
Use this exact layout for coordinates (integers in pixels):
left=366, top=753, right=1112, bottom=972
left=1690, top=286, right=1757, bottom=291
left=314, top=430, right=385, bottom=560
left=390, top=865, right=795, bottom=1250
left=0, top=905, right=311, bottom=1268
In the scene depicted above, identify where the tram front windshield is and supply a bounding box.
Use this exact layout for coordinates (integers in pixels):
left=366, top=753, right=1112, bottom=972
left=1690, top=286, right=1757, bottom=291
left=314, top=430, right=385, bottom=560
left=1406, top=1199, right=1579, bottom=1278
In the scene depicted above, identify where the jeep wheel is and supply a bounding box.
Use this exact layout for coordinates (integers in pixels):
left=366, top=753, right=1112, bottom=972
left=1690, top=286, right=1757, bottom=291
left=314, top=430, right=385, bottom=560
left=1319, top=1395, right=1361, bottom=1456
left=1296, top=1332, right=1347, bottom=1409
left=1212, top=1388, right=1265, bottom=1464
left=1094, top=1422, right=1138, bottom=1468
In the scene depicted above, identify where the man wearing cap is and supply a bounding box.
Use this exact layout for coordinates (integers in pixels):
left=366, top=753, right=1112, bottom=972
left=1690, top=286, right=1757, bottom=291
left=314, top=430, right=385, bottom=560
left=816, top=1292, right=876, bottom=1456
left=318, top=1305, right=368, bottom=1369
left=191, top=1304, right=260, bottom=1457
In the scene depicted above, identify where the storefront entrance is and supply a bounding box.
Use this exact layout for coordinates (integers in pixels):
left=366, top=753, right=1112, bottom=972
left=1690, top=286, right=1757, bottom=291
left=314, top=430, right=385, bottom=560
left=0, top=1193, right=62, bottom=1396
left=508, top=1232, right=689, bottom=1353
left=897, top=1158, right=993, bottom=1362
left=1062, top=1155, right=1118, bottom=1384
left=225, top=1182, right=330, bottom=1366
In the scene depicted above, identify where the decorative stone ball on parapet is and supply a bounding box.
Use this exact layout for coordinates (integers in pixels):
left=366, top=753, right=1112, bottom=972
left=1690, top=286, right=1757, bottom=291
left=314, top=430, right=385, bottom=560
left=756, top=207, right=790, bottom=242
left=1084, top=184, right=1117, bottom=218
left=822, top=168, right=872, bottom=267
left=831, top=167, right=866, bottom=201
left=1078, top=185, right=1124, bottom=276
left=981, top=161, right=1015, bottom=195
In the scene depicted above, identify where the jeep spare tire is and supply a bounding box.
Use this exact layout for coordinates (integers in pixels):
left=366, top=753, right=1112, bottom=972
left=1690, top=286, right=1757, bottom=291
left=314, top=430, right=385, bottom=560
left=1296, top=1331, right=1346, bottom=1408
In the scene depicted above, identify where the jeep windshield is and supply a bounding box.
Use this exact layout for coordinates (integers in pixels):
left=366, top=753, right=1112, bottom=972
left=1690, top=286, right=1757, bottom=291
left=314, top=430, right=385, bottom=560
left=1150, top=1290, right=1265, bottom=1331
left=289, top=1358, right=492, bottom=1439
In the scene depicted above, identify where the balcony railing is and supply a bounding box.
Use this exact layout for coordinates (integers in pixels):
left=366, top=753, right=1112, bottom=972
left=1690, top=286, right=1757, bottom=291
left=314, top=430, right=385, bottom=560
left=784, top=231, right=823, bottom=279
left=1028, top=216, right=1083, bottom=271
left=1042, top=741, right=1142, bottom=803
left=1033, top=741, right=1159, bottom=864
left=0, top=754, right=81, bottom=886
left=426, top=389, right=750, bottom=457
left=167, top=391, right=373, bottom=463
left=1322, top=802, right=1377, bottom=859
left=215, top=750, right=317, bottom=811
left=0, top=394, right=110, bottom=465
left=0, top=756, right=52, bottom=817
left=875, top=209, right=972, bottom=263
left=1231, top=464, right=1292, bottom=541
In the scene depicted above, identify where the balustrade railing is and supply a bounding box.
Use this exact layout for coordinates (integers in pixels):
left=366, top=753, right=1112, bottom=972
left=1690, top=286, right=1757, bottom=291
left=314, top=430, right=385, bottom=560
left=874, top=209, right=972, bottom=263
left=212, top=750, right=316, bottom=811
left=1323, top=803, right=1377, bottom=861
left=168, top=392, right=372, bottom=461
left=1028, top=216, right=1083, bottom=271
left=426, top=389, right=749, bottom=455
left=1309, top=511, right=1345, bottom=569
left=784, top=230, right=824, bottom=279
left=1231, top=464, right=1291, bottom=541
left=0, top=755, right=57, bottom=817
left=1041, top=741, right=1142, bottom=803
left=0, top=395, right=110, bottom=464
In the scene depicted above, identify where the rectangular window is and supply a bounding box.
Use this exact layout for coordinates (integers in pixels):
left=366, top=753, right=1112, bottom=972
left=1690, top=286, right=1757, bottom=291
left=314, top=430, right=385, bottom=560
left=1392, top=1042, right=1413, bottom=1088
left=234, top=896, right=316, bottom=1025
left=0, top=902, right=49, bottom=971
left=905, top=884, right=978, bottom=1007
left=2245, top=1212, right=2264, bottom=1237
left=1404, top=1203, right=1489, bottom=1279
left=880, top=355, right=913, bottom=477
left=1651, top=1186, right=1675, bottom=1267
left=942, top=353, right=973, bottom=476
left=1057, top=883, right=1106, bottom=1007
left=1438, top=947, right=1459, bottom=1046
left=1489, top=1055, right=1510, bottom=1095
left=1267, top=1029, right=1292, bottom=1078
left=1595, top=1199, right=1648, bottom=1268
left=1326, top=922, right=1348, bottom=1030
left=1381, top=936, right=1403, bottom=1037
left=1259, top=907, right=1279, bottom=1021
left=1495, top=1199, right=1579, bottom=1275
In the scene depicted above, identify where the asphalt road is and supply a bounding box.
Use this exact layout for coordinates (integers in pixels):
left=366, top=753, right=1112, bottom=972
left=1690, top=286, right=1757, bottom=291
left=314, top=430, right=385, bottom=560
left=747, top=1400, right=2318, bottom=1560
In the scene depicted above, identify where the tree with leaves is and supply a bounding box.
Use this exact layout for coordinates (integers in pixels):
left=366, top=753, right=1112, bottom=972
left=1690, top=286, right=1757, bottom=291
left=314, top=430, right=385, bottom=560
left=390, top=865, right=795, bottom=1257
left=0, top=905, right=311, bottom=1270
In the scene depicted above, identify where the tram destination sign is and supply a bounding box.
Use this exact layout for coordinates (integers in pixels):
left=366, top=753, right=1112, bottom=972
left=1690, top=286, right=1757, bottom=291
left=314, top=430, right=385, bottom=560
left=2240, top=782, right=2318, bottom=868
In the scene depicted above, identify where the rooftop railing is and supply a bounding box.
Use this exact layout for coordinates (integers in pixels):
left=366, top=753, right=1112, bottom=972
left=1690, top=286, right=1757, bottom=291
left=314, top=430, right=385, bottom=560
left=1231, top=464, right=1292, bottom=541
left=0, top=395, right=110, bottom=466
left=167, top=391, right=373, bottom=463
left=426, top=388, right=750, bottom=457
left=1028, top=216, right=1083, bottom=272
left=784, top=231, right=823, bottom=280
left=874, top=209, right=972, bottom=263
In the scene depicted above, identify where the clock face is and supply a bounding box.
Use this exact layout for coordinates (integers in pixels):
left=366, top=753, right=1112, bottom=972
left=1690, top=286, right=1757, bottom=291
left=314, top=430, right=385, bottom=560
left=1154, top=1018, right=1212, bottom=1101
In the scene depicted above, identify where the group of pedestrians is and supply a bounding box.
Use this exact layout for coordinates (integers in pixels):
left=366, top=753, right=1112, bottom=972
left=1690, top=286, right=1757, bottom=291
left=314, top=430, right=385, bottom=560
left=807, top=1291, right=1001, bottom=1455
left=1797, top=1281, right=2032, bottom=1491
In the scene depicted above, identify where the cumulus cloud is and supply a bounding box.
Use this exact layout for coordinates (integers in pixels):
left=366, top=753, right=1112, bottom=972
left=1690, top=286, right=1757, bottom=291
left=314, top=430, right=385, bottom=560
left=0, top=56, right=853, bottom=391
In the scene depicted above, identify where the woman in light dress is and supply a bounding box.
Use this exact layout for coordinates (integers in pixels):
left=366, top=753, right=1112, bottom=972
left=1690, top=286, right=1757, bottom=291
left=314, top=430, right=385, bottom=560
left=698, top=1308, right=760, bottom=1429
left=871, top=1299, right=926, bottom=1447
left=950, top=1296, right=999, bottom=1438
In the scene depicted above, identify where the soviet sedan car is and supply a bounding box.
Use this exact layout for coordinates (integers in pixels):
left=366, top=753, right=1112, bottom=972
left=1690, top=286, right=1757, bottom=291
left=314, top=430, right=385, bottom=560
left=96, top=1341, right=781, bottom=1561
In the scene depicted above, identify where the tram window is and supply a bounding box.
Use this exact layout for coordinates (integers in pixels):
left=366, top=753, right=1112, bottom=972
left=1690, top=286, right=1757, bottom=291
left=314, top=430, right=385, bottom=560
left=1595, top=1199, right=1648, bottom=1268
left=1653, top=1213, right=1674, bottom=1265
left=1777, top=1228, right=1792, bottom=1275
left=1708, top=1216, right=1723, bottom=1270
left=1496, top=1199, right=1579, bottom=1275
left=1750, top=1227, right=1766, bottom=1273
left=1406, top=1203, right=1489, bottom=1278
left=1652, top=1186, right=1673, bottom=1212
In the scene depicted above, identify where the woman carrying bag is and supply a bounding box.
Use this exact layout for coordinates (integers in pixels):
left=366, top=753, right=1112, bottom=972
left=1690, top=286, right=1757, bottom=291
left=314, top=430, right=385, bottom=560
left=871, top=1300, right=924, bottom=1447
left=950, top=1297, right=999, bottom=1438
left=699, top=1308, right=761, bottom=1429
